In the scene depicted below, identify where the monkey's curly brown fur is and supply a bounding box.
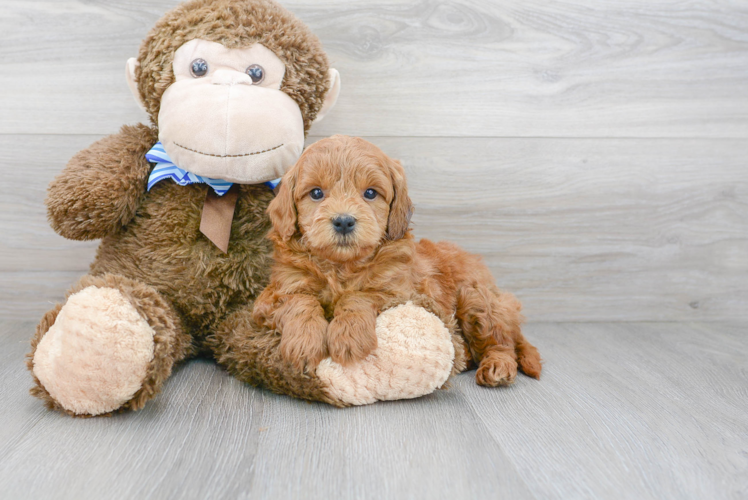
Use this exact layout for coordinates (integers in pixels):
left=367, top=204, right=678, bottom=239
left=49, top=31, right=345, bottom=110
left=28, top=0, right=343, bottom=415
left=254, top=136, right=542, bottom=385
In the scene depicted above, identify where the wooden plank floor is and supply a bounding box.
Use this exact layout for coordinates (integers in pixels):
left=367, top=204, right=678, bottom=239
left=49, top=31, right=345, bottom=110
left=1, top=320, right=745, bottom=500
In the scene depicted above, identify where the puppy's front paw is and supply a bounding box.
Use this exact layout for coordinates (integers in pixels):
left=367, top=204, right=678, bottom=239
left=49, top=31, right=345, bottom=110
left=327, top=313, right=378, bottom=366
left=476, top=352, right=518, bottom=387
left=279, top=315, right=328, bottom=372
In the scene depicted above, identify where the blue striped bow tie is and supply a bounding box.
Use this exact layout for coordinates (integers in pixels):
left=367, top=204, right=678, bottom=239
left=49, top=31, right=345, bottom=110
left=145, top=142, right=281, bottom=195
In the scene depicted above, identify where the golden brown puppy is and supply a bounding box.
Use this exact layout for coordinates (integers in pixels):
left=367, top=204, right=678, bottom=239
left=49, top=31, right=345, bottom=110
left=253, top=135, right=542, bottom=386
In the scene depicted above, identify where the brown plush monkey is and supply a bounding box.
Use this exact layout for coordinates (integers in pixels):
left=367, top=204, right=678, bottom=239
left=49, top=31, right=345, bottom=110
left=27, top=0, right=460, bottom=416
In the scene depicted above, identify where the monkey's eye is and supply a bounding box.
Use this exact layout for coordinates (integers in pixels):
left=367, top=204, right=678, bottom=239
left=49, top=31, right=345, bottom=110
left=190, top=58, right=209, bottom=77
left=309, top=188, right=324, bottom=201
left=363, top=188, right=378, bottom=200
left=246, top=64, right=265, bottom=84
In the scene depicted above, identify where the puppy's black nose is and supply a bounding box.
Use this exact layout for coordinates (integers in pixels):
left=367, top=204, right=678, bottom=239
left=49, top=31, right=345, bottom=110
left=332, top=215, right=356, bottom=235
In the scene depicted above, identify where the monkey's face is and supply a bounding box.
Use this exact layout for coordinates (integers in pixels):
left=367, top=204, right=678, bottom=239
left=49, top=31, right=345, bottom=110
left=155, top=39, right=307, bottom=184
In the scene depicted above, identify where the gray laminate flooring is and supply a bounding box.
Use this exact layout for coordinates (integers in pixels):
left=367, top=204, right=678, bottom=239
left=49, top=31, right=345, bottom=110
left=1, top=320, right=745, bottom=500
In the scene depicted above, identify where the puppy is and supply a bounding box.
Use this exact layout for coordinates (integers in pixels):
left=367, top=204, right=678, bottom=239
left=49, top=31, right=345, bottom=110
left=253, top=135, right=542, bottom=386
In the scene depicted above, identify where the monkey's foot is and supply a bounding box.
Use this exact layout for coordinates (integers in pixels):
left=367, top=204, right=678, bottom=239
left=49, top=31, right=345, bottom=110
left=316, top=302, right=454, bottom=405
left=31, top=286, right=156, bottom=416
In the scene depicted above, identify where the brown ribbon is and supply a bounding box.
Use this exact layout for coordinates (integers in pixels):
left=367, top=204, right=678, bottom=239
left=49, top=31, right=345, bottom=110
left=199, top=185, right=239, bottom=253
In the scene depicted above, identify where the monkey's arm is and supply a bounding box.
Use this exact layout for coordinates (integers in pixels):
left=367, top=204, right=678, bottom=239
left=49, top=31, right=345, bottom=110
left=46, top=124, right=158, bottom=240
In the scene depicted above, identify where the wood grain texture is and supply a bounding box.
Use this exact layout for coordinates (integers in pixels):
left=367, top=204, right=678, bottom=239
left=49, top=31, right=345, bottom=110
left=455, top=322, right=748, bottom=500
left=1, top=0, right=747, bottom=137
left=0, top=321, right=49, bottom=460
left=1, top=320, right=745, bottom=499
left=2, top=134, right=746, bottom=322
left=0, top=320, right=535, bottom=500
left=241, top=391, right=533, bottom=499
left=0, top=134, right=99, bottom=274
left=0, top=271, right=93, bottom=322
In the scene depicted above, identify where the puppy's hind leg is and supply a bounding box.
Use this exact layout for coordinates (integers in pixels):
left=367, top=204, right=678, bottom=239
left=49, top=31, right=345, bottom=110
left=456, top=285, right=528, bottom=387
left=515, top=335, right=542, bottom=379
left=491, top=288, right=542, bottom=379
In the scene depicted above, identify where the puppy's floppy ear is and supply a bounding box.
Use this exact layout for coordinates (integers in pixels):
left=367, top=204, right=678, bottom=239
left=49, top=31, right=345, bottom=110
left=386, top=158, right=414, bottom=240
left=267, top=166, right=298, bottom=241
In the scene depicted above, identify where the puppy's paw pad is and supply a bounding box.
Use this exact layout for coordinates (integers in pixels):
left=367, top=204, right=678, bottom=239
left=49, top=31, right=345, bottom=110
left=327, top=315, right=377, bottom=366
left=476, top=356, right=518, bottom=387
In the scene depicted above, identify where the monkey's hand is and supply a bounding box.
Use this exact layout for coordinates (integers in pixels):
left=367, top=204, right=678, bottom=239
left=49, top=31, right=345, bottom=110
left=46, top=123, right=157, bottom=240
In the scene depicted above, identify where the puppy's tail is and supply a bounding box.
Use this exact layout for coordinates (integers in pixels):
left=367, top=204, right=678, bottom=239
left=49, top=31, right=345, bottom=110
left=515, top=336, right=542, bottom=379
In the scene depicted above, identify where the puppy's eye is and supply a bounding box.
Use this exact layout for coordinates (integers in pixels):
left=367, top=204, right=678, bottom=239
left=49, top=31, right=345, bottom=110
left=190, top=58, right=209, bottom=77
left=309, top=188, right=324, bottom=201
left=363, top=188, right=378, bottom=200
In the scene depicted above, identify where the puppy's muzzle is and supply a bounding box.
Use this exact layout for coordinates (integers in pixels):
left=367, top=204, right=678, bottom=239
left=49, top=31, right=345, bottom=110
left=332, top=214, right=356, bottom=236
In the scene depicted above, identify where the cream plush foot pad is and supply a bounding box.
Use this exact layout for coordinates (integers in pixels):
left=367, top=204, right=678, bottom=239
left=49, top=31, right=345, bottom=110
left=316, top=302, right=455, bottom=405
left=33, top=286, right=155, bottom=416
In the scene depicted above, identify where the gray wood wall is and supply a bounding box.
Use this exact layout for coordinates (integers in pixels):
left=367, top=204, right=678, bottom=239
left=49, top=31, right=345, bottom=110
left=1, top=0, right=747, bottom=322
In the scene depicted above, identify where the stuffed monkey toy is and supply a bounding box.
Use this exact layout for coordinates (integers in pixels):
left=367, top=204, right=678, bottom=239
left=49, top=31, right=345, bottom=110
left=27, top=0, right=462, bottom=416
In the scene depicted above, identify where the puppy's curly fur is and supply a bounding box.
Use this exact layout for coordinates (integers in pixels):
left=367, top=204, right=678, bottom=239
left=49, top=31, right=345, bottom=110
left=254, top=135, right=542, bottom=386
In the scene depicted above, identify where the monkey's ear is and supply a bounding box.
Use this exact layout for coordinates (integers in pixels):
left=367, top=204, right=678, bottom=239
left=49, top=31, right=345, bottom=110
left=267, top=168, right=298, bottom=241
left=386, top=158, right=414, bottom=241
left=313, top=68, right=341, bottom=123
left=125, top=58, right=146, bottom=112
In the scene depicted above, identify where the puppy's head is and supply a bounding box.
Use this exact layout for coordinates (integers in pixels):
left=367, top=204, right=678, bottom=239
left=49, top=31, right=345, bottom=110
left=267, top=135, right=413, bottom=262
